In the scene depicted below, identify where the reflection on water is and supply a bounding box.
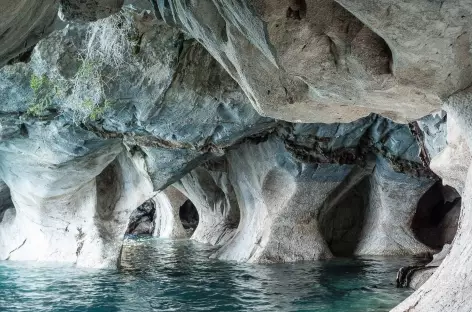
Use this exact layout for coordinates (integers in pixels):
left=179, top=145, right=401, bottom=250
left=0, top=238, right=415, bottom=312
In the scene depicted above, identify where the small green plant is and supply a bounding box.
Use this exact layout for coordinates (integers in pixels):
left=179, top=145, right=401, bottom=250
left=79, top=97, right=113, bottom=121
left=30, top=74, right=46, bottom=92
left=27, top=74, right=57, bottom=117
left=28, top=8, right=138, bottom=122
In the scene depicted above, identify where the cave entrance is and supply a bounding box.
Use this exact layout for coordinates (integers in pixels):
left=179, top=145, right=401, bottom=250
left=319, top=177, right=368, bottom=257
left=179, top=199, right=199, bottom=236
left=125, top=187, right=200, bottom=239
left=411, top=182, right=461, bottom=249
left=0, top=181, right=14, bottom=224
left=125, top=199, right=156, bottom=236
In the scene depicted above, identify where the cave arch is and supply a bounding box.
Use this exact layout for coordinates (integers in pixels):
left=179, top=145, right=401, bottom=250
left=175, top=160, right=241, bottom=246
left=124, top=189, right=201, bottom=239
left=125, top=187, right=189, bottom=239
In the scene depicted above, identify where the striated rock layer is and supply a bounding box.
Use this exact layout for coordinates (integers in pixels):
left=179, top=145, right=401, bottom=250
left=0, top=5, right=468, bottom=311
left=207, top=113, right=446, bottom=263
left=175, top=159, right=240, bottom=246
left=149, top=0, right=472, bottom=123
left=0, top=8, right=269, bottom=267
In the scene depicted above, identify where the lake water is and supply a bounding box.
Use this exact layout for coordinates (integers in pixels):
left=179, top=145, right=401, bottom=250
left=0, top=238, right=416, bottom=312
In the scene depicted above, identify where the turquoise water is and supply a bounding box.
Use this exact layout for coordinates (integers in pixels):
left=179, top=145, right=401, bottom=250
left=0, top=238, right=415, bottom=312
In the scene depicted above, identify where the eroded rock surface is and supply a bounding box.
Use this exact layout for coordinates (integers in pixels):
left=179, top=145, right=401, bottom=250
left=215, top=137, right=345, bottom=262
left=149, top=0, right=466, bottom=123
left=59, top=0, right=124, bottom=22
left=392, top=95, right=472, bottom=312
left=175, top=158, right=240, bottom=246
left=151, top=192, right=187, bottom=238
left=0, top=4, right=461, bottom=300
left=208, top=114, right=443, bottom=263
left=152, top=186, right=189, bottom=238
left=126, top=199, right=156, bottom=235
left=353, top=158, right=434, bottom=256
left=0, top=0, right=59, bottom=67
left=0, top=8, right=269, bottom=267
left=399, top=243, right=453, bottom=291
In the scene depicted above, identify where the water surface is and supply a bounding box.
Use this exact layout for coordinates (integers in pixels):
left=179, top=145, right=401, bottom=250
left=0, top=238, right=416, bottom=312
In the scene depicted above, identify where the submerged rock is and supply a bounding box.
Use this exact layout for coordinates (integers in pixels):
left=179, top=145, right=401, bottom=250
left=396, top=244, right=452, bottom=290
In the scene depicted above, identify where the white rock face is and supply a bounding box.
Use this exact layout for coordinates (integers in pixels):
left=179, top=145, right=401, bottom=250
left=403, top=243, right=453, bottom=290
left=152, top=189, right=187, bottom=239
left=0, top=121, right=121, bottom=264
left=0, top=9, right=270, bottom=267
left=430, top=115, right=471, bottom=196
left=175, top=161, right=240, bottom=246
left=76, top=151, right=154, bottom=267
left=0, top=1, right=457, bottom=281
left=392, top=97, right=472, bottom=312
left=152, top=0, right=455, bottom=123
left=0, top=120, right=154, bottom=267
left=214, top=138, right=352, bottom=263
left=354, top=158, right=434, bottom=256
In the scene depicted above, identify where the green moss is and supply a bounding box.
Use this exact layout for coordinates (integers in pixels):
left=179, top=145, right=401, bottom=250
left=79, top=97, right=113, bottom=121
left=77, top=60, right=96, bottom=78
left=27, top=74, right=56, bottom=117
left=30, top=74, right=47, bottom=92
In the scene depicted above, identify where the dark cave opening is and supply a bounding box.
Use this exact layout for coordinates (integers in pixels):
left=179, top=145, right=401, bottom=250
left=179, top=199, right=199, bottom=236
left=319, top=175, right=461, bottom=257
left=411, top=182, right=461, bottom=250
left=125, top=189, right=201, bottom=238
left=0, top=181, right=14, bottom=223
left=125, top=199, right=156, bottom=236
left=319, top=177, right=368, bottom=257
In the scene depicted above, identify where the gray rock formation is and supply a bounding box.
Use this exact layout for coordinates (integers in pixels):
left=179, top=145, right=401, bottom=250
left=0, top=0, right=59, bottom=67
left=126, top=199, right=156, bottom=235
left=152, top=190, right=188, bottom=239
left=0, top=181, right=13, bottom=223
left=0, top=0, right=128, bottom=67
left=0, top=121, right=154, bottom=267
left=0, top=7, right=269, bottom=267
left=396, top=242, right=452, bottom=291
left=0, top=5, right=468, bottom=311
left=353, top=158, right=434, bottom=256
left=206, top=114, right=443, bottom=263
left=59, top=0, right=124, bottom=22
left=399, top=242, right=453, bottom=291
left=153, top=186, right=189, bottom=239
left=214, top=137, right=346, bottom=262
left=175, top=158, right=240, bottom=246
left=150, top=0, right=468, bottom=123
left=392, top=95, right=472, bottom=312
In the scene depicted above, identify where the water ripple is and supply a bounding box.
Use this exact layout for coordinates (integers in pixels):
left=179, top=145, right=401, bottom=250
left=0, top=238, right=416, bottom=312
